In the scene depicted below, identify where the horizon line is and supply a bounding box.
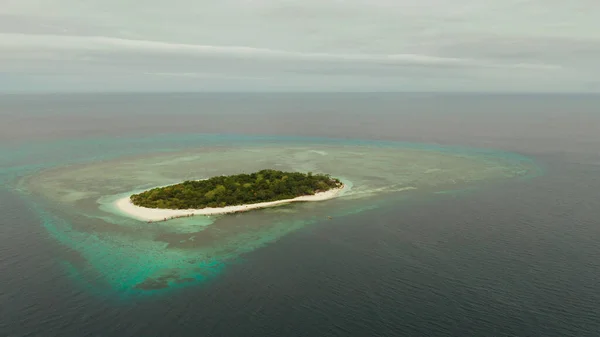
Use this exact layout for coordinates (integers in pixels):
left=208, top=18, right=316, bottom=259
left=2, top=91, right=600, bottom=96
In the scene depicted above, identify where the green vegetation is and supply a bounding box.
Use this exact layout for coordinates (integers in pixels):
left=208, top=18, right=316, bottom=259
left=130, top=169, right=343, bottom=209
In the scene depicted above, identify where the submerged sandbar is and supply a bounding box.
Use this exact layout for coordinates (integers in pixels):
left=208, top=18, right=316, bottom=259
left=21, top=141, right=540, bottom=292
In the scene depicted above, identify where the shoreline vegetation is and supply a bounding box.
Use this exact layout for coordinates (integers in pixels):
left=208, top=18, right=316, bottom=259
left=117, top=169, right=344, bottom=222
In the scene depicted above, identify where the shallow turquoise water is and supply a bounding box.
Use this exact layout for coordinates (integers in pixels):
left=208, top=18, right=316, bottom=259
left=2, top=134, right=541, bottom=296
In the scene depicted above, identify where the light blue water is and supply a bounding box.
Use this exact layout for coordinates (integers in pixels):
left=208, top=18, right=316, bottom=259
left=3, top=133, right=540, bottom=296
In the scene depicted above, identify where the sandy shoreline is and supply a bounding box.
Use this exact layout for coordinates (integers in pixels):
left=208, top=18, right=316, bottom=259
left=114, top=185, right=344, bottom=222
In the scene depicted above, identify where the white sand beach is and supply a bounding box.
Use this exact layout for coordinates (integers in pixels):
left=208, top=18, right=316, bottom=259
left=115, top=185, right=344, bottom=222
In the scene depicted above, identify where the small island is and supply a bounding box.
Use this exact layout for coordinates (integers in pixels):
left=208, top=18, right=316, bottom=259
left=116, top=169, right=344, bottom=222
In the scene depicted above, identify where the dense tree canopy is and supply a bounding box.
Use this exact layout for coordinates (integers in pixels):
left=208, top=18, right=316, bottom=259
left=130, top=169, right=343, bottom=209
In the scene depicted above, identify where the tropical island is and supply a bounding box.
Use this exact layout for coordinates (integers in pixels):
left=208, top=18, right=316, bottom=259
left=116, top=169, right=344, bottom=221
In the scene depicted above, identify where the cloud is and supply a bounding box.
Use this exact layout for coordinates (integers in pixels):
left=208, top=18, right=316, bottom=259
left=142, top=72, right=271, bottom=81
left=0, top=0, right=598, bottom=92
left=0, top=33, right=561, bottom=71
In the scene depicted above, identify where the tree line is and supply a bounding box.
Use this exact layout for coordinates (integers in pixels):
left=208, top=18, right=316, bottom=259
left=130, top=169, right=342, bottom=209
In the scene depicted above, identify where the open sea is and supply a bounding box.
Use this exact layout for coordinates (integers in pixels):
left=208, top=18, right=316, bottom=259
left=1, top=93, right=599, bottom=337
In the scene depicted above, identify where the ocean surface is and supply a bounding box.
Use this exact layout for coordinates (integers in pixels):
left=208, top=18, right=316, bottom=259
left=1, top=93, right=599, bottom=336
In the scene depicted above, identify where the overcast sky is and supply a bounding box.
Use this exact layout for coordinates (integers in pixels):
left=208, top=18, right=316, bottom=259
left=1, top=0, right=599, bottom=92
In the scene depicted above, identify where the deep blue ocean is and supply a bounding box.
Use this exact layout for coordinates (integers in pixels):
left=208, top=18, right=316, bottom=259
left=1, top=93, right=599, bottom=336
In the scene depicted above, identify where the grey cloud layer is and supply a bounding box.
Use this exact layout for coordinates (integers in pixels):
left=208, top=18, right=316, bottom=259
left=0, top=0, right=598, bottom=92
